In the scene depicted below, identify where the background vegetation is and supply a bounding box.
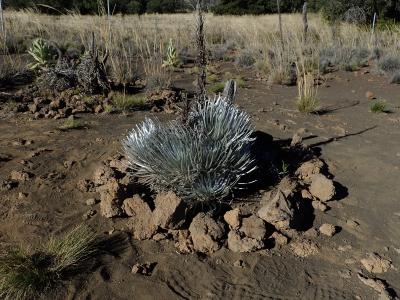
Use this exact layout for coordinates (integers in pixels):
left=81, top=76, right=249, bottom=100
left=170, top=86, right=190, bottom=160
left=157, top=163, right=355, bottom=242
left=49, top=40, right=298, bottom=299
left=4, top=0, right=400, bottom=22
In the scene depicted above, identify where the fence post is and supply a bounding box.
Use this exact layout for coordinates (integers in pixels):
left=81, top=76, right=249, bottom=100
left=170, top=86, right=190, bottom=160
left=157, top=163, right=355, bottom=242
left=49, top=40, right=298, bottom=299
left=196, top=0, right=207, bottom=103
left=277, top=0, right=284, bottom=51
left=107, top=0, right=112, bottom=43
left=302, top=1, right=308, bottom=43
left=0, top=0, right=5, bottom=40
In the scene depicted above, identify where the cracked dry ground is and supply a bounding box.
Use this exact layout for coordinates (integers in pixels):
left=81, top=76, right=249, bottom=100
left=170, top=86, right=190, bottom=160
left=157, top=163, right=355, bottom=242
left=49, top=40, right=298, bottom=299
left=0, top=69, right=399, bottom=299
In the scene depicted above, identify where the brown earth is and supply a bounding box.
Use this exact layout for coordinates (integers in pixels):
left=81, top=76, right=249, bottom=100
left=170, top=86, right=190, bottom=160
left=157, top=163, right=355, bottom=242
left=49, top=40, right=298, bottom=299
left=0, top=66, right=399, bottom=299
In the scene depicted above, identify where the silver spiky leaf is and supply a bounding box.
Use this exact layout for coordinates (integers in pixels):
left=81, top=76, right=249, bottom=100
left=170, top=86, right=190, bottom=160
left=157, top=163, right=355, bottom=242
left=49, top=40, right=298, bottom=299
left=122, top=95, right=256, bottom=202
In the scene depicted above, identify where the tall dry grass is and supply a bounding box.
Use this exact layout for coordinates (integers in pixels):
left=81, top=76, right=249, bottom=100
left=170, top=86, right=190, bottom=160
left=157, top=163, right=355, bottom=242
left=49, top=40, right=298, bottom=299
left=1, top=10, right=400, bottom=88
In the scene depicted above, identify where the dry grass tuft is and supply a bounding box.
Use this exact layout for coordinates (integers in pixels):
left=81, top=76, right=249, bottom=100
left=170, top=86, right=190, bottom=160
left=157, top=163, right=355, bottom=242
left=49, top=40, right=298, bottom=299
left=0, top=225, right=99, bottom=300
left=297, top=72, right=319, bottom=113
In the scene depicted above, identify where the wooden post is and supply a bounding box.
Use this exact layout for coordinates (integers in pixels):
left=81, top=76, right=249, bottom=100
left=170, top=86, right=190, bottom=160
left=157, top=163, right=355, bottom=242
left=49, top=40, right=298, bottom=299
left=277, top=0, right=284, bottom=51
left=371, top=12, right=378, bottom=50
left=302, top=1, right=308, bottom=42
left=107, top=0, right=111, bottom=42
left=0, top=0, right=5, bottom=41
left=196, top=0, right=207, bottom=103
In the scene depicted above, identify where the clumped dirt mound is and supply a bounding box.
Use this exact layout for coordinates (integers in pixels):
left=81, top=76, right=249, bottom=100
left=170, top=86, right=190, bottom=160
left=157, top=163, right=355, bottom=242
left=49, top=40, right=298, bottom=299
left=80, top=133, right=343, bottom=257
left=0, top=85, right=182, bottom=119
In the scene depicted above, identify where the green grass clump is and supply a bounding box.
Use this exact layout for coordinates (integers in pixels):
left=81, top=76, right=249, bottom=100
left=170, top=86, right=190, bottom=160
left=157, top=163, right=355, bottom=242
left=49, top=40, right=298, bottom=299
left=223, top=72, right=247, bottom=88
left=0, top=225, right=99, bottom=300
left=370, top=101, right=387, bottom=113
left=82, top=96, right=97, bottom=107
left=297, top=96, right=319, bottom=113
left=104, top=104, right=114, bottom=113
left=207, top=82, right=225, bottom=94
left=59, top=117, right=82, bottom=130
left=207, top=73, right=219, bottom=83
left=111, top=92, right=147, bottom=111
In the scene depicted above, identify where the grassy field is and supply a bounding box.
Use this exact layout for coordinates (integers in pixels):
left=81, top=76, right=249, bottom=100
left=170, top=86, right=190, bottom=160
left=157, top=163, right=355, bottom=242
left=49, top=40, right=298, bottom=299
left=2, top=10, right=400, bottom=88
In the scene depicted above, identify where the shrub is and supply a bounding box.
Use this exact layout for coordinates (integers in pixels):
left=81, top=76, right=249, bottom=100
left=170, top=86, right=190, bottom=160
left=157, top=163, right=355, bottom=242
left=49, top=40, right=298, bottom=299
left=122, top=95, right=255, bottom=202
left=377, top=56, right=400, bottom=74
left=111, top=92, right=147, bottom=111
left=0, top=225, right=99, bottom=300
left=320, top=46, right=370, bottom=72
left=207, top=82, right=225, bottom=94
left=27, top=38, right=54, bottom=70
left=390, top=71, right=400, bottom=84
left=162, top=39, right=180, bottom=69
left=297, top=73, right=319, bottom=113
left=370, top=101, right=387, bottom=113
left=209, top=43, right=231, bottom=61
left=207, top=73, right=219, bottom=83
left=223, top=72, right=246, bottom=88
left=235, top=51, right=256, bottom=68
left=59, top=117, right=82, bottom=130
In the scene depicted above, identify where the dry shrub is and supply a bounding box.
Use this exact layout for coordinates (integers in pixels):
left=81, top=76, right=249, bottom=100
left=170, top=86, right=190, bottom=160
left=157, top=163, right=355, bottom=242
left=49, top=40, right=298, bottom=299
left=297, top=72, right=319, bottom=113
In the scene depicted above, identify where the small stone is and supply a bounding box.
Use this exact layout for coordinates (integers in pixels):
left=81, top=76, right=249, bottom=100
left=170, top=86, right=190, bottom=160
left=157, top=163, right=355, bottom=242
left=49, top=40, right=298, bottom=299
left=100, top=192, right=123, bottom=218
left=295, top=159, right=324, bottom=183
left=124, top=196, right=157, bottom=240
left=297, top=128, right=307, bottom=135
left=361, top=253, right=392, bottom=274
left=94, top=105, right=103, bottom=114
left=338, top=269, right=352, bottom=279
left=366, top=91, right=376, bottom=100
left=0, top=180, right=18, bottom=191
left=10, top=170, right=32, bottom=182
left=170, top=230, right=194, bottom=254
left=12, top=139, right=24, bottom=146
left=239, top=215, right=267, bottom=241
left=258, top=190, right=295, bottom=230
left=290, top=132, right=303, bottom=147
left=345, top=258, right=356, bottom=264
left=338, top=245, right=352, bottom=252
left=223, top=208, right=241, bottom=230
left=346, top=219, right=360, bottom=228
left=83, top=209, right=96, bottom=219
left=0, top=153, right=12, bottom=162
left=18, top=192, right=28, bottom=199
left=131, top=262, right=156, bottom=276
left=189, top=213, right=225, bottom=253
left=93, top=164, right=116, bottom=187
left=86, top=198, right=97, bottom=206
left=153, top=191, right=187, bottom=230
left=312, top=201, right=328, bottom=212
left=290, top=240, right=319, bottom=257
left=63, top=160, right=75, bottom=169
left=301, top=189, right=313, bottom=199
left=279, top=124, right=287, bottom=131
left=319, top=223, right=337, bottom=236
left=277, top=176, right=298, bottom=198
left=309, top=174, right=335, bottom=202
left=303, top=228, right=319, bottom=238
left=77, top=179, right=95, bottom=192
left=29, top=103, right=38, bottom=113
left=233, top=260, right=245, bottom=268
left=152, top=233, right=167, bottom=242
left=227, top=230, right=264, bottom=253
left=271, top=231, right=288, bottom=246
left=357, top=273, right=393, bottom=300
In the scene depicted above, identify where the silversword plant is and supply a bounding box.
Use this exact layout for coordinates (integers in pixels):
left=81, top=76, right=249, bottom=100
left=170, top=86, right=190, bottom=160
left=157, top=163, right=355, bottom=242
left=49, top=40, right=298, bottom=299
left=123, top=94, right=255, bottom=202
